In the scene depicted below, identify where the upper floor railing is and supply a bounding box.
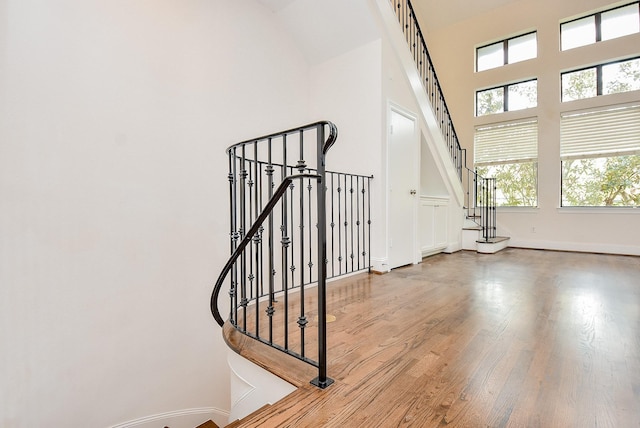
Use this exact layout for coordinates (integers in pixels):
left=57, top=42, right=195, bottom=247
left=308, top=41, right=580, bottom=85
left=390, top=0, right=464, bottom=179
left=390, top=0, right=497, bottom=239
left=211, top=121, right=372, bottom=389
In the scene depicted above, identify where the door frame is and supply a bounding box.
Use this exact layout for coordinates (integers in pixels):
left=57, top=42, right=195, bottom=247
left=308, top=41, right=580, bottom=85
left=386, top=101, right=420, bottom=269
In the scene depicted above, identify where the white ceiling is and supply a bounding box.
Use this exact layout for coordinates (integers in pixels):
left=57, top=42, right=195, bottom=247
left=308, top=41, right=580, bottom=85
left=258, top=0, right=525, bottom=26
left=410, top=0, right=525, bottom=31
left=255, top=0, right=297, bottom=12
left=256, top=0, right=380, bottom=65
left=254, top=0, right=528, bottom=64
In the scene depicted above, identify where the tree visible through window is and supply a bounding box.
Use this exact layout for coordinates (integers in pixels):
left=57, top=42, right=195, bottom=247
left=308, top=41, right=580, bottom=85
left=561, top=104, right=640, bottom=207
left=477, top=80, right=537, bottom=116
left=475, top=119, right=538, bottom=207
left=562, top=156, right=640, bottom=206
left=562, top=57, right=640, bottom=101
left=476, top=163, right=538, bottom=206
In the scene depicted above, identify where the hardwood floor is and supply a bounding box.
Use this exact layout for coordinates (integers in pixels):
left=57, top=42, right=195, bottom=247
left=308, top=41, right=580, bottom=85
left=224, top=249, right=640, bottom=427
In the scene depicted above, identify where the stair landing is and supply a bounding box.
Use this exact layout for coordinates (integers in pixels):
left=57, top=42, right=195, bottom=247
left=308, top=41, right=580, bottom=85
left=476, top=236, right=510, bottom=254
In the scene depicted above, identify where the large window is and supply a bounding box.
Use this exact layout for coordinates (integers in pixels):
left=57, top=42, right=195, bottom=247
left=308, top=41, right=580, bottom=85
left=561, top=104, right=640, bottom=207
left=561, top=2, right=640, bottom=50
left=476, top=32, right=537, bottom=72
left=562, top=57, right=640, bottom=102
left=475, top=119, right=538, bottom=206
left=477, top=79, right=537, bottom=116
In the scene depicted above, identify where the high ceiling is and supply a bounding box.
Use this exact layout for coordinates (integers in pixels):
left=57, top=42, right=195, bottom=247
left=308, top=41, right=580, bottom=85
left=254, top=0, right=536, bottom=63
left=411, top=0, right=525, bottom=31
left=258, top=0, right=529, bottom=31
left=255, top=0, right=297, bottom=12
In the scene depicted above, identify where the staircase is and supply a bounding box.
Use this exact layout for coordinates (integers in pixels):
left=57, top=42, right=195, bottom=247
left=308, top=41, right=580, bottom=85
left=461, top=167, right=510, bottom=253
left=462, top=218, right=510, bottom=254
left=387, top=0, right=509, bottom=253
left=210, top=1, right=512, bottom=425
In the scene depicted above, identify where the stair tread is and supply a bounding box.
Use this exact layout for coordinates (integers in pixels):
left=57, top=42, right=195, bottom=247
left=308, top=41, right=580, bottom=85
left=463, top=226, right=482, bottom=231
left=477, top=236, right=510, bottom=244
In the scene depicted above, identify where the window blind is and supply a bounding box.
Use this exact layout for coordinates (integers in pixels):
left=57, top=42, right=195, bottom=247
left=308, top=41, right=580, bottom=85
left=560, top=104, right=640, bottom=159
left=474, top=119, right=538, bottom=165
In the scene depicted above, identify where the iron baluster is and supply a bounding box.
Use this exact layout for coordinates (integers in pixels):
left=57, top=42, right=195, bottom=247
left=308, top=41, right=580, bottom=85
left=212, top=122, right=371, bottom=389
left=281, top=135, right=290, bottom=350
left=343, top=174, right=348, bottom=274
left=307, top=176, right=313, bottom=284
left=350, top=175, right=355, bottom=271
left=337, top=175, right=343, bottom=275
left=240, top=145, right=248, bottom=331
left=266, top=138, right=275, bottom=344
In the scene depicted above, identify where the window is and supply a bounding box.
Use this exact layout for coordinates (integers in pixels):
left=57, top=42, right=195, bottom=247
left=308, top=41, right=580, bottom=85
left=562, top=57, right=640, bottom=101
left=474, top=119, right=538, bottom=206
left=561, top=104, right=640, bottom=207
left=477, top=32, right=537, bottom=72
left=561, top=2, right=640, bottom=51
left=477, top=79, right=537, bottom=116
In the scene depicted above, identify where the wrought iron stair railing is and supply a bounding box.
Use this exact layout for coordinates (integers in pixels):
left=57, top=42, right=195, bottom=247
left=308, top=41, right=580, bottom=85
left=463, top=161, right=497, bottom=241
left=390, top=0, right=497, bottom=240
left=211, top=121, right=372, bottom=389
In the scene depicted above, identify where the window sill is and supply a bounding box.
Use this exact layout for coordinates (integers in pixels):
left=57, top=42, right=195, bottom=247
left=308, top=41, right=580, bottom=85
left=557, top=206, right=640, bottom=214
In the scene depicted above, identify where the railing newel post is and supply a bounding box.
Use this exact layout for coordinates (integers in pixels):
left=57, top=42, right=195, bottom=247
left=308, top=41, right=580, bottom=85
left=311, top=123, right=334, bottom=389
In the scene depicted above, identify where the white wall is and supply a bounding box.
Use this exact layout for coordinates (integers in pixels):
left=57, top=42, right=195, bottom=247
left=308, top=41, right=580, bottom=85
left=309, top=39, right=385, bottom=268
left=375, top=0, right=465, bottom=265
left=310, top=40, right=383, bottom=178
left=421, top=0, right=640, bottom=255
left=0, top=0, right=312, bottom=426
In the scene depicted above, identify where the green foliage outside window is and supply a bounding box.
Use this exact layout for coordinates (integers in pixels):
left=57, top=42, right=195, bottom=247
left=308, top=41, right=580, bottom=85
left=562, top=57, right=640, bottom=101
left=604, top=59, right=640, bottom=94
left=562, top=69, right=597, bottom=101
left=476, top=162, right=538, bottom=207
left=562, top=155, right=640, bottom=206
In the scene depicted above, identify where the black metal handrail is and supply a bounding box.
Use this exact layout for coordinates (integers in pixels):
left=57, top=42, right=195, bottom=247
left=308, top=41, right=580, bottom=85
left=226, top=121, right=338, bottom=157
left=211, top=173, right=319, bottom=327
left=463, top=162, right=497, bottom=241
left=211, top=121, right=372, bottom=389
left=390, top=0, right=464, bottom=179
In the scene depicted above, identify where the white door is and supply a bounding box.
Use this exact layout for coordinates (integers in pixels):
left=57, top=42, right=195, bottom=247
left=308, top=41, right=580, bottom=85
left=388, top=109, right=417, bottom=269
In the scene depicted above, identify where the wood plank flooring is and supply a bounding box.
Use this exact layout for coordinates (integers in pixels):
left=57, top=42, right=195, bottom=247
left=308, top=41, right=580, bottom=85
left=224, top=248, right=640, bottom=427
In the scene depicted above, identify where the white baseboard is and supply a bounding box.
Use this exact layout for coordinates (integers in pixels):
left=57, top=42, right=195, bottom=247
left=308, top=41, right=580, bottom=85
left=108, top=407, right=229, bottom=428
left=444, top=241, right=461, bottom=254
left=421, top=246, right=447, bottom=258
left=508, top=239, right=640, bottom=256
left=370, top=256, right=390, bottom=273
